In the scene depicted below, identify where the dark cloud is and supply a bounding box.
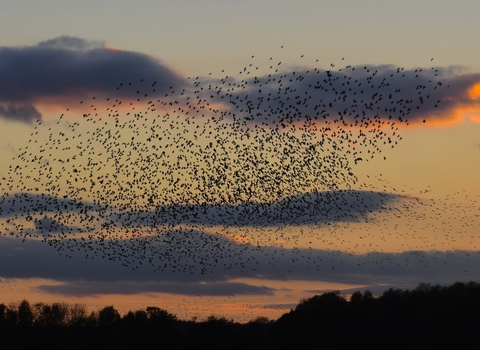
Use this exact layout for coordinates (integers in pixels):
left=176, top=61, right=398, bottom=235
left=118, top=189, right=405, bottom=227
left=2, top=37, right=479, bottom=128
left=0, top=189, right=406, bottom=225
left=4, top=188, right=476, bottom=290
left=303, top=284, right=402, bottom=297
left=0, top=231, right=478, bottom=297
left=0, top=190, right=408, bottom=254
left=249, top=248, right=480, bottom=287
left=37, top=280, right=274, bottom=297
left=1, top=37, right=479, bottom=128
left=0, top=192, right=98, bottom=218
left=0, top=103, right=42, bottom=123
left=34, top=217, right=71, bottom=234
left=0, top=36, right=185, bottom=122
left=203, top=64, right=480, bottom=125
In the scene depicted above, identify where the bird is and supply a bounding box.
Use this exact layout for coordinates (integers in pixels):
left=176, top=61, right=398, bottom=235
left=1, top=48, right=473, bottom=288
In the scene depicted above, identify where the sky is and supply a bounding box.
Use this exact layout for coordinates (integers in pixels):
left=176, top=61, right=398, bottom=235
left=1, top=0, right=480, bottom=322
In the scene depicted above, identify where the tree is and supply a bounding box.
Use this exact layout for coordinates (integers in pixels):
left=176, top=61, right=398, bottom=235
left=98, top=306, right=120, bottom=326
left=249, top=316, right=272, bottom=324
left=69, top=303, right=88, bottom=326
left=5, top=307, right=17, bottom=326
left=350, top=290, right=363, bottom=304
left=35, top=302, right=70, bottom=326
left=146, top=306, right=177, bottom=323
left=0, top=303, right=6, bottom=326
left=18, top=300, right=33, bottom=327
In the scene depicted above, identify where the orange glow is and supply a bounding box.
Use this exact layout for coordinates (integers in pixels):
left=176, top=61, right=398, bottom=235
left=396, top=104, right=480, bottom=129
left=0, top=277, right=367, bottom=322
left=227, top=234, right=252, bottom=245
left=469, top=83, right=480, bottom=99
left=35, top=93, right=194, bottom=121
left=105, top=46, right=124, bottom=51
left=411, top=82, right=480, bottom=127
left=469, top=112, right=480, bottom=123
left=406, top=111, right=465, bottom=128
left=457, top=105, right=480, bottom=124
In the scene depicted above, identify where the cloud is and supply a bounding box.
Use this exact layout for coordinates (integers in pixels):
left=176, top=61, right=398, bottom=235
left=186, top=64, right=479, bottom=129
left=0, top=190, right=409, bottom=247
left=0, top=36, right=185, bottom=122
left=37, top=280, right=274, bottom=297
left=0, top=230, right=478, bottom=297
left=2, top=37, right=479, bottom=128
left=303, top=284, right=402, bottom=297
left=34, top=217, right=71, bottom=234
left=0, top=104, right=42, bottom=123
left=37, top=36, right=104, bottom=51
left=0, top=192, right=98, bottom=218
left=4, top=188, right=477, bottom=291
left=117, top=189, right=406, bottom=227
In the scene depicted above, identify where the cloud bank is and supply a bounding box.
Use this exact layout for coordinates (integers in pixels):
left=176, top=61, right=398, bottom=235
left=0, top=36, right=184, bottom=122
left=220, top=64, right=480, bottom=126
left=1, top=36, right=479, bottom=127
left=0, top=233, right=477, bottom=297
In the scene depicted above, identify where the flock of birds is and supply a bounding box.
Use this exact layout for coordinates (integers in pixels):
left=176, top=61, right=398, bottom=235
left=0, top=50, right=478, bottom=282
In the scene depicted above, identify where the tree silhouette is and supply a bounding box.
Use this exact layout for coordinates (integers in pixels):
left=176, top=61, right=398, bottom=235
left=18, top=300, right=34, bottom=327
left=34, top=302, right=70, bottom=327
left=349, top=290, right=362, bottom=304
left=146, top=306, right=177, bottom=323
left=69, top=303, right=88, bottom=326
left=98, top=306, right=120, bottom=326
left=0, top=303, right=6, bottom=327
left=5, top=307, right=17, bottom=326
left=1, top=282, right=480, bottom=349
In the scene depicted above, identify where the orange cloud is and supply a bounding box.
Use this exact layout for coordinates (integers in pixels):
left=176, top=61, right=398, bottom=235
left=396, top=78, right=480, bottom=129
left=469, top=83, right=480, bottom=99
left=105, top=45, right=124, bottom=51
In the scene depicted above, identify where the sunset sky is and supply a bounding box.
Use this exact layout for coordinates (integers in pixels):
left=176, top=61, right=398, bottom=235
left=1, top=0, right=480, bottom=322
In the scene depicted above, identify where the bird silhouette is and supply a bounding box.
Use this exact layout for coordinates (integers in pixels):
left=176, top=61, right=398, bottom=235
left=1, top=50, right=475, bottom=282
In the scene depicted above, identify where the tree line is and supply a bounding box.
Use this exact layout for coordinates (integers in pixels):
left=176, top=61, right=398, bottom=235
left=1, top=281, right=479, bottom=349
